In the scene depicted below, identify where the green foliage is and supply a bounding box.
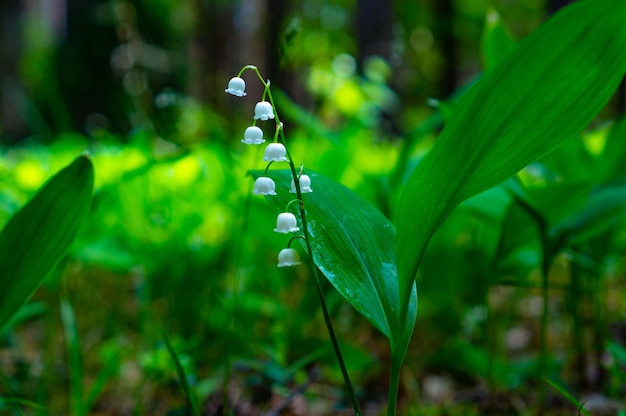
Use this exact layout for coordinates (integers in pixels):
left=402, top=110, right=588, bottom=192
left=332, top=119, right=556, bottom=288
left=2, top=0, right=626, bottom=414
left=543, top=377, right=590, bottom=416
left=397, top=0, right=626, bottom=323
left=551, top=185, right=626, bottom=247
left=163, top=333, right=199, bottom=416
left=481, top=8, right=516, bottom=69
left=249, top=169, right=417, bottom=363
left=0, top=155, right=94, bottom=332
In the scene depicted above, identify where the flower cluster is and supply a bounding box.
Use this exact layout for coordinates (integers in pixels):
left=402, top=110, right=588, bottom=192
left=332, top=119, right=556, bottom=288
left=228, top=70, right=360, bottom=416
left=226, top=68, right=314, bottom=267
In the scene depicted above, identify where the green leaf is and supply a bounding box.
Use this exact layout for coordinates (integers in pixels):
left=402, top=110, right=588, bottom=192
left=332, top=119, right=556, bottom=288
left=249, top=169, right=417, bottom=360
left=481, top=8, right=517, bottom=69
left=0, top=155, right=94, bottom=331
left=513, top=179, right=595, bottom=228
left=599, top=116, right=626, bottom=181
left=550, top=185, right=626, bottom=247
left=397, top=0, right=626, bottom=322
left=542, top=377, right=590, bottom=416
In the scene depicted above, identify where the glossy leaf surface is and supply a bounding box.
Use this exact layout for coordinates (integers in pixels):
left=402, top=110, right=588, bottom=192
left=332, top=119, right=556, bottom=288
left=250, top=169, right=417, bottom=359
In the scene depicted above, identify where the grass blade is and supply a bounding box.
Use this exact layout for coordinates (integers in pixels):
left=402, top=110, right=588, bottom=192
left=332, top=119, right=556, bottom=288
left=163, top=333, right=199, bottom=416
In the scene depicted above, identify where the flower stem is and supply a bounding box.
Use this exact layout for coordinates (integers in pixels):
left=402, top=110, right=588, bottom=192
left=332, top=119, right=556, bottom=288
left=286, top=153, right=362, bottom=415
left=285, top=199, right=304, bottom=212
left=237, top=65, right=257, bottom=78
left=258, top=71, right=361, bottom=415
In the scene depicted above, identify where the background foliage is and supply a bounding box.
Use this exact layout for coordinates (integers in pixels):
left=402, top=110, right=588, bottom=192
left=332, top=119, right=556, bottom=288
left=1, top=0, right=626, bottom=415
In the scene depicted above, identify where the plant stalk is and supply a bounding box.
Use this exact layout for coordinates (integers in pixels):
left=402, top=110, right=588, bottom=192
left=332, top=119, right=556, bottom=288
left=387, top=356, right=402, bottom=416
left=252, top=70, right=361, bottom=415
left=538, top=248, right=550, bottom=416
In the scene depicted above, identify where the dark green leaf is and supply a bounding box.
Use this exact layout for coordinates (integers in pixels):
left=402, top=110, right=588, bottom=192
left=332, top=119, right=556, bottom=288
left=514, top=180, right=594, bottom=228
left=481, top=8, right=517, bottom=69
left=599, top=116, right=626, bottom=181
left=550, top=185, right=626, bottom=246
left=249, top=169, right=417, bottom=360
left=0, top=155, right=94, bottom=331
left=397, top=0, right=626, bottom=321
left=536, top=136, right=596, bottom=183
left=542, top=377, right=590, bottom=416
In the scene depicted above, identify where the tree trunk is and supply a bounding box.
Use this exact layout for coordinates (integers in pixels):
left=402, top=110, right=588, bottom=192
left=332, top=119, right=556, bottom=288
left=356, top=0, right=392, bottom=68
left=0, top=1, right=25, bottom=142
left=433, top=0, right=456, bottom=97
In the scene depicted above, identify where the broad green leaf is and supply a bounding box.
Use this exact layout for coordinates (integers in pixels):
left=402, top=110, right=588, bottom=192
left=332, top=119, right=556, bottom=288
left=397, top=0, right=626, bottom=322
left=0, top=155, right=94, bottom=331
left=249, top=169, right=417, bottom=360
left=550, top=185, right=626, bottom=247
left=537, top=136, right=596, bottom=183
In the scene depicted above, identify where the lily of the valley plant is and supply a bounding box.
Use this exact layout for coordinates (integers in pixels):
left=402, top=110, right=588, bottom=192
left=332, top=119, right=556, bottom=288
left=225, top=66, right=362, bottom=414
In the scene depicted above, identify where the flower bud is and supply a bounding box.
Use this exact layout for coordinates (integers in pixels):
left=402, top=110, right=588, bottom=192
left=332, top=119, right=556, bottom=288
left=290, top=174, right=313, bottom=193
left=225, top=77, right=246, bottom=97
left=242, top=126, right=265, bottom=145
left=274, top=212, right=300, bottom=233
left=254, top=101, right=275, bottom=121
left=263, top=143, right=289, bottom=162
left=277, top=248, right=302, bottom=267
left=253, top=177, right=277, bottom=195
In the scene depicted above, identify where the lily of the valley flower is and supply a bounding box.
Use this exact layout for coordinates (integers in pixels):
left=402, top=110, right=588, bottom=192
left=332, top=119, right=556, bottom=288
left=253, top=177, right=277, bottom=195
left=277, top=248, right=302, bottom=267
left=263, top=143, right=289, bottom=162
left=274, top=212, right=300, bottom=233
left=254, top=101, right=275, bottom=121
left=290, top=174, right=313, bottom=193
left=242, top=126, right=265, bottom=144
left=225, top=77, right=246, bottom=96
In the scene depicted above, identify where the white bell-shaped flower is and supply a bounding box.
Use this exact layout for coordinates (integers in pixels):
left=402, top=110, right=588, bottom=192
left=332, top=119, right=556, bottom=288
left=253, top=177, right=277, bottom=195
left=290, top=174, right=313, bottom=193
left=254, top=101, right=275, bottom=121
left=263, top=143, right=289, bottom=162
left=225, top=77, right=246, bottom=96
left=277, top=248, right=302, bottom=267
left=242, top=126, right=265, bottom=145
left=274, top=212, right=300, bottom=233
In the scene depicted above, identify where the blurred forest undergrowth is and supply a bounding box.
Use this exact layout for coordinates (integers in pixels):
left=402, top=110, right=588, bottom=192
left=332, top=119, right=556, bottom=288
left=1, top=0, right=626, bottom=415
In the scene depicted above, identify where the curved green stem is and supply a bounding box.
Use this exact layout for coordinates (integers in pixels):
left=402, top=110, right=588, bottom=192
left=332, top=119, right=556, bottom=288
left=254, top=69, right=361, bottom=415
left=285, top=199, right=304, bottom=212
left=237, top=64, right=258, bottom=78
left=281, top=131, right=361, bottom=415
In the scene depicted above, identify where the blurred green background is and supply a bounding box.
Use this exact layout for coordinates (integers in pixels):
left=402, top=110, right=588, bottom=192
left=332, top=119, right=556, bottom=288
left=1, top=0, right=626, bottom=414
